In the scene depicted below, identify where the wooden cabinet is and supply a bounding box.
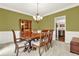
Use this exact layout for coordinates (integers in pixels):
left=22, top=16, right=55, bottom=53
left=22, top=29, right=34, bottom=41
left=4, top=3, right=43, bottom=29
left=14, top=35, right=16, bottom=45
left=19, top=19, right=32, bottom=38
left=58, top=30, right=65, bottom=42
left=70, top=37, right=79, bottom=54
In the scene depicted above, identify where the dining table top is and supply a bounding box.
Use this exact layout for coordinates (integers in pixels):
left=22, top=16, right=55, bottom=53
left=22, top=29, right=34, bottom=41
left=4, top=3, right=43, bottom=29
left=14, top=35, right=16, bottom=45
left=20, top=32, right=46, bottom=41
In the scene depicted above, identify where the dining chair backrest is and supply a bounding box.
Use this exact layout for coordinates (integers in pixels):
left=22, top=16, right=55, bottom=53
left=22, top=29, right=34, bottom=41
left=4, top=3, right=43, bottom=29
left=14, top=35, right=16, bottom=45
left=48, top=30, right=53, bottom=43
left=39, top=30, right=49, bottom=45
left=42, top=29, right=49, bottom=38
left=42, top=29, right=48, bottom=32
left=12, top=29, right=18, bottom=46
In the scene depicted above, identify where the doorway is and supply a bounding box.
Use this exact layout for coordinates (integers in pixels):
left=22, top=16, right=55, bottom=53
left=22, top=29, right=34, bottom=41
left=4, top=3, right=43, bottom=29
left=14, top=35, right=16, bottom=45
left=54, top=16, right=66, bottom=42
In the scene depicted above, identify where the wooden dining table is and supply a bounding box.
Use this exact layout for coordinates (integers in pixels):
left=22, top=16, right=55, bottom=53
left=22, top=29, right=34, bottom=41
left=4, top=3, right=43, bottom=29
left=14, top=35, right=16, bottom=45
left=20, top=32, right=46, bottom=52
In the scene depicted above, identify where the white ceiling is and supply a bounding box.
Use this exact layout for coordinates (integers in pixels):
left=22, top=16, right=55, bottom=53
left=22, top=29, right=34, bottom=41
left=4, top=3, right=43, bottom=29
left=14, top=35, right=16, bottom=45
left=0, top=3, right=79, bottom=17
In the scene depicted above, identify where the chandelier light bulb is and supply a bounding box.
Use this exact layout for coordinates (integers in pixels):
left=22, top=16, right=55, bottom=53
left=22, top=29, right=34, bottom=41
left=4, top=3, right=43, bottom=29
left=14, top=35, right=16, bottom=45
left=33, top=3, right=43, bottom=22
left=33, top=15, right=43, bottom=21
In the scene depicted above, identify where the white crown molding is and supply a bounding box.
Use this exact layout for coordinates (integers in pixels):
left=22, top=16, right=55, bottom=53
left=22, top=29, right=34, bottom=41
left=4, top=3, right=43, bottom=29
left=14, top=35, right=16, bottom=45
left=0, top=5, right=33, bottom=17
left=0, top=0, right=79, bottom=3
left=0, top=4, right=79, bottom=17
left=43, top=4, right=79, bottom=17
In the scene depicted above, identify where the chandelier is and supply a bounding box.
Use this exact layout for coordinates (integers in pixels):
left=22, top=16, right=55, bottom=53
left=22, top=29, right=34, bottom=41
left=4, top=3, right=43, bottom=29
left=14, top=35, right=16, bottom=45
left=33, top=3, right=43, bottom=22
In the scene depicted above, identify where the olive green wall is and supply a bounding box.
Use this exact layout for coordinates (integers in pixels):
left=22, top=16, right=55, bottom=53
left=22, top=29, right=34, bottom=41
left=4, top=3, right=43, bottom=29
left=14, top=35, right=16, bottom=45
left=0, top=8, right=39, bottom=31
left=39, top=6, right=79, bottom=31
left=0, top=6, right=79, bottom=31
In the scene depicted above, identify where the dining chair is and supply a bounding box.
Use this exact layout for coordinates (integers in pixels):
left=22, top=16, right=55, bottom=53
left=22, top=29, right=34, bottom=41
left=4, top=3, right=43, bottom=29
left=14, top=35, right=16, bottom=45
left=47, top=30, right=53, bottom=48
left=12, top=29, right=28, bottom=56
left=31, top=31, right=49, bottom=56
left=42, top=30, right=53, bottom=48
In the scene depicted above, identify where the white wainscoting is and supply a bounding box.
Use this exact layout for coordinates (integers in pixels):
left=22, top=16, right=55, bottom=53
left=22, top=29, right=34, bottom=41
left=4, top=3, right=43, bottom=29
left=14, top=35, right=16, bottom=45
left=53, top=31, right=79, bottom=43
left=53, top=31, right=55, bottom=40
left=0, top=31, right=20, bottom=44
left=0, top=31, right=79, bottom=44
left=65, top=31, right=79, bottom=43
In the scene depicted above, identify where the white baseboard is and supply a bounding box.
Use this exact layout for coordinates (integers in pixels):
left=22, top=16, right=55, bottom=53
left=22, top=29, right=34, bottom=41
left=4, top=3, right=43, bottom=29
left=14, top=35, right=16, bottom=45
left=0, top=31, right=79, bottom=44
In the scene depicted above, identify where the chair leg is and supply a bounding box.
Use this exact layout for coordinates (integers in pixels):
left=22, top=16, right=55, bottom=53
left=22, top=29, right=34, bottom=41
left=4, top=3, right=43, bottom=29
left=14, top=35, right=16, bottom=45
left=16, top=48, right=19, bottom=56
left=15, top=47, right=17, bottom=53
left=50, top=42, right=52, bottom=48
left=27, top=40, right=32, bottom=53
left=47, top=44, right=51, bottom=48
left=28, top=46, right=31, bottom=53
left=15, top=49, right=16, bottom=53
left=23, top=43, right=28, bottom=52
left=45, top=45, right=48, bottom=52
left=39, top=47, right=41, bottom=56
